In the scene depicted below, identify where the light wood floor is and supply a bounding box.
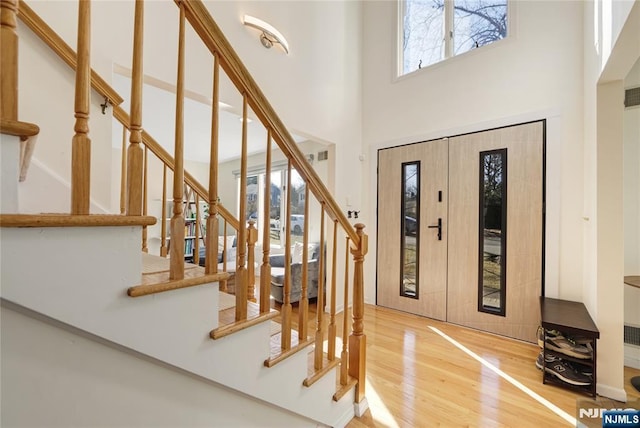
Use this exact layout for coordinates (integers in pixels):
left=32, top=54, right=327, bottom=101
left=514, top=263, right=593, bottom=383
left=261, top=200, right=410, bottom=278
left=218, top=280, right=640, bottom=426
left=347, top=304, right=640, bottom=428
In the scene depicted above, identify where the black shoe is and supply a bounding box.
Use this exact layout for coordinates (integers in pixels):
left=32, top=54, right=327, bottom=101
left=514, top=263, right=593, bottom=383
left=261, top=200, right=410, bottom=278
left=543, top=354, right=592, bottom=386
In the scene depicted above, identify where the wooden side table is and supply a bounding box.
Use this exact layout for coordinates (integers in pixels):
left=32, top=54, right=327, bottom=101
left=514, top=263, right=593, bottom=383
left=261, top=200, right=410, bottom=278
left=540, top=296, right=600, bottom=397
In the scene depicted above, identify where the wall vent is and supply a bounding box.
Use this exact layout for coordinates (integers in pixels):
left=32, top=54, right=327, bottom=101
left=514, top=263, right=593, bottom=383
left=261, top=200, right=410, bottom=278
left=625, top=87, right=640, bottom=108
left=318, top=150, right=328, bottom=161
left=624, top=324, right=640, bottom=347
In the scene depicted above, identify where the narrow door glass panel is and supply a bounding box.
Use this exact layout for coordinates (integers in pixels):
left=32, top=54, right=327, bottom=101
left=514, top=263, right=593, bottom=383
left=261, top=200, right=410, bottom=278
left=401, top=162, right=420, bottom=298
left=479, top=149, right=507, bottom=315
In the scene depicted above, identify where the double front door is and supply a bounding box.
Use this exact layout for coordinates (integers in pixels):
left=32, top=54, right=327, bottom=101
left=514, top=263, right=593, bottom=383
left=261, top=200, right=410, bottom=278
left=377, top=122, right=544, bottom=343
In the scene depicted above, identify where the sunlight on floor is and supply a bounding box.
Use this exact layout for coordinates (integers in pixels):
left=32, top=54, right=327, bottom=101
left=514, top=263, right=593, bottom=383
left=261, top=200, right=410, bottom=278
left=429, top=325, right=577, bottom=426
left=323, top=337, right=399, bottom=427
left=365, top=376, right=400, bottom=428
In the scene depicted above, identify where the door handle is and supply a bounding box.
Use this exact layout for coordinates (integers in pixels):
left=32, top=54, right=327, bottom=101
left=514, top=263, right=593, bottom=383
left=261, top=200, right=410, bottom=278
left=427, top=218, right=442, bottom=241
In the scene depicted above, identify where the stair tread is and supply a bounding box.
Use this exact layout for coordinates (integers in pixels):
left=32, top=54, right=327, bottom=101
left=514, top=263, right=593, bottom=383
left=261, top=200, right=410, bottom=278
left=0, top=213, right=156, bottom=227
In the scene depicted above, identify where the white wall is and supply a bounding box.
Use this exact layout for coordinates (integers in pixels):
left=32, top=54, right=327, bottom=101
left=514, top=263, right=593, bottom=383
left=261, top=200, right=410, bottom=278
left=624, top=60, right=640, bottom=276
left=1, top=305, right=318, bottom=428
left=583, top=0, right=639, bottom=401
left=362, top=1, right=585, bottom=304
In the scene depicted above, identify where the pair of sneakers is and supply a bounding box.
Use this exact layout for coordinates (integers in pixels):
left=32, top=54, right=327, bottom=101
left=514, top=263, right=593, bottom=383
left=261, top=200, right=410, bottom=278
left=535, top=352, right=592, bottom=386
left=536, top=326, right=592, bottom=359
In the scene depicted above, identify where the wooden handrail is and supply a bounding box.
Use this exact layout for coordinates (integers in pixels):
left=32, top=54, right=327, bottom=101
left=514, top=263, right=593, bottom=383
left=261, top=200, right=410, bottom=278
left=177, top=0, right=359, bottom=246
left=0, top=118, right=38, bottom=137
left=17, top=1, right=123, bottom=106
left=0, top=213, right=156, bottom=227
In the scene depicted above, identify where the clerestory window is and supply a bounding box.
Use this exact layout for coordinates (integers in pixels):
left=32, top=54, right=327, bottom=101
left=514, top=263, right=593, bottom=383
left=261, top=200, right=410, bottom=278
left=400, top=0, right=508, bottom=76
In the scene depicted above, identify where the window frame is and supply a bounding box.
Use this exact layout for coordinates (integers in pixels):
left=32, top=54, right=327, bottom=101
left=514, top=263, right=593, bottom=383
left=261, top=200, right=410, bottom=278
left=397, top=0, right=512, bottom=78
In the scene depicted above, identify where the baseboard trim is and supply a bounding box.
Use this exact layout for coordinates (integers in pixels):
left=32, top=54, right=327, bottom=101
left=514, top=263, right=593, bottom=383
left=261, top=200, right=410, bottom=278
left=625, top=355, right=640, bottom=370
left=596, top=383, right=627, bottom=402
left=624, top=344, right=640, bottom=370
left=354, top=397, right=369, bottom=417
left=332, top=405, right=356, bottom=428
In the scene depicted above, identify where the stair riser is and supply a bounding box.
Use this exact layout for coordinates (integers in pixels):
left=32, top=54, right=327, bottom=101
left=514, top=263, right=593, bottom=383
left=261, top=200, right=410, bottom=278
left=0, top=134, right=20, bottom=213
left=0, top=226, right=355, bottom=426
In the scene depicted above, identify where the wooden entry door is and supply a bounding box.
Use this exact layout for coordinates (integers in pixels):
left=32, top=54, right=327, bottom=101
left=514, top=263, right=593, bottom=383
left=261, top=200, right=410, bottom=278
left=377, top=139, right=448, bottom=321
left=447, top=122, right=543, bottom=343
left=376, top=122, right=544, bottom=343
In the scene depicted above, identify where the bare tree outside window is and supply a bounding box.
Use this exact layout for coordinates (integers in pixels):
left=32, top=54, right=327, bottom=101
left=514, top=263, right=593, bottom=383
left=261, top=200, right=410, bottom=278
left=402, top=0, right=507, bottom=74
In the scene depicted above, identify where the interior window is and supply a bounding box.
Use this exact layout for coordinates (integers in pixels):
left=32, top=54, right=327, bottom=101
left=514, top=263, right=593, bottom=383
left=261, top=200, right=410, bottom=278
left=238, top=167, right=306, bottom=249
left=400, top=0, right=508, bottom=75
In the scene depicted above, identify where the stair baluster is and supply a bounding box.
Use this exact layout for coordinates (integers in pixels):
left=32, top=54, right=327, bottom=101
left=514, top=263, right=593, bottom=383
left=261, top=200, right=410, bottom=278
left=169, top=3, right=186, bottom=280
left=340, top=236, right=350, bottom=385
left=298, top=185, right=310, bottom=340
left=280, top=160, right=293, bottom=350
left=259, top=130, right=272, bottom=313
left=142, top=145, right=149, bottom=252
left=70, top=0, right=91, bottom=215
left=314, top=204, right=326, bottom=370
left=205, top=52, right=220, bottom=275
left=119, top=127, right=127, bottom=214
left=235, top=94, right=249, bottom=321
left=126, top=0, right=144, bottom=217
left=158, top=165, right=167, bottom=257
left=328, top=219, right=338, bottom=360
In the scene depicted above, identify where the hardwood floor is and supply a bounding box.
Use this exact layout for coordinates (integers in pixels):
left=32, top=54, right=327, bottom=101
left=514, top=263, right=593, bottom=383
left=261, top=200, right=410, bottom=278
left=346, top=304, right=640, bottom=427
left=221, top=283, right=640, bottom=426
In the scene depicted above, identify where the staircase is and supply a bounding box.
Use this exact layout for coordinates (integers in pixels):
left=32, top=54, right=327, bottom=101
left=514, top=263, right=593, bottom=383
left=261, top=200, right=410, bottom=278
left=0, top=1, right=368, bottom=426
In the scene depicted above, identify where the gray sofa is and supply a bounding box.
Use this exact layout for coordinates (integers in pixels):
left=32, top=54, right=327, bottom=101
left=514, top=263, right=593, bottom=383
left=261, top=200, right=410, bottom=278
left=270, top=243, right=321, bottom=303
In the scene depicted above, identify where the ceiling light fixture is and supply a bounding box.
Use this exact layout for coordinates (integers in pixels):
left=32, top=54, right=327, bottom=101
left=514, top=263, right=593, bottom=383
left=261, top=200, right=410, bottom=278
left=243, top=15, right=289, bottom=55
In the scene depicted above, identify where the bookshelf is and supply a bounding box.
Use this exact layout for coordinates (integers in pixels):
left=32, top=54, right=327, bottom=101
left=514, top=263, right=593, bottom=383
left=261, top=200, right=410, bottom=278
left=166, top=199, right=208, bottom=261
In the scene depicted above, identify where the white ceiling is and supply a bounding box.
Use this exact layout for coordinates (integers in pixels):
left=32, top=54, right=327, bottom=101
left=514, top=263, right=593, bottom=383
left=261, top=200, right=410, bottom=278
left=111, top=73, right=305, bottom=163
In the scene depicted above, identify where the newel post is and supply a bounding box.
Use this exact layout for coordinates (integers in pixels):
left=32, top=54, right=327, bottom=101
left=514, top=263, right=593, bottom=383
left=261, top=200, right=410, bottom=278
left=349, top=223, right=368, bottom=403
left=0, top=0, right=18, bottom=121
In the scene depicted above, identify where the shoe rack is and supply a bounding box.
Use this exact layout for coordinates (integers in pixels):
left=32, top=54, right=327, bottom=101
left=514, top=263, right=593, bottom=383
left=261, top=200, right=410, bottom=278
left=540, top=296, right=600, bottom=398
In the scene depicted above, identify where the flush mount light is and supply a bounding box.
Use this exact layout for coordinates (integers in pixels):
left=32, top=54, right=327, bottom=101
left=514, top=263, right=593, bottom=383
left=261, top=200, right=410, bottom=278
left=243, top=15, right=289, bottom=55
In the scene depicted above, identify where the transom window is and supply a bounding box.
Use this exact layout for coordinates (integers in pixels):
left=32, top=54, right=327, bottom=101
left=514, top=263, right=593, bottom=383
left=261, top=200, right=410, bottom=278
left=400, top=0, right=508, bottom=75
